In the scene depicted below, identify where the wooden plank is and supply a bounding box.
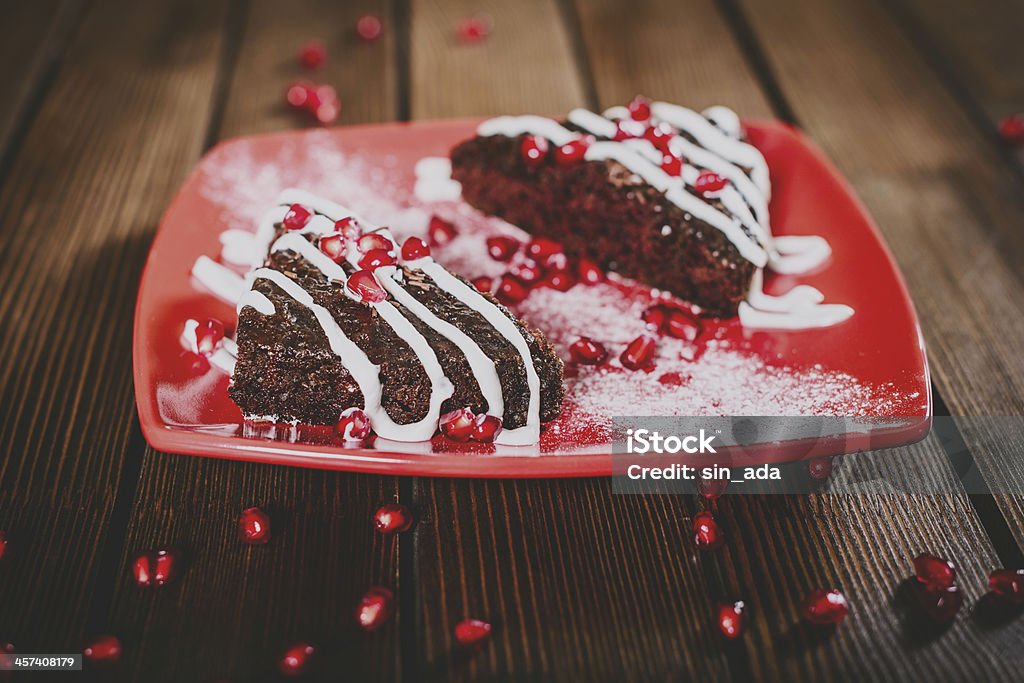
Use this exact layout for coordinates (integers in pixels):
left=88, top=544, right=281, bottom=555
left=102, top=1, right=404, bottom=681
left=0, top=0, right=228, bottom=655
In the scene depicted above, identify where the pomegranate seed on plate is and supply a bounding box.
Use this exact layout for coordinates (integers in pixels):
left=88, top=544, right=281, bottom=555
left=357, top=586, right=395, bottom=631
left=914, top=583, right=962, bottom=622
left=569, top=337, right=608, bottom=365
left=194, top=318, right=225, bottom=356
left=298, top=41, right=326, bottom=69
left=717, top=601, right=746, bottom=639
left=998, top=114, right=1024, bottom=146
left=355, top=14, right=383, bottom=41
left=496, top=276, right=528, bottom=305
left=374, top=503, right=413, bottom=534
left=358, top=248, right=397, bottom=271
left=336, top=407, right=372, bottom=442
left=644, top=123, right=674, bottom=152
left=913, top=553, right=956, bottom=591
left=401, top=236, right=431, bottom=261
left=519, top=135, right=549, bottom=169
left=555, top=138, right=590, bottom=166
left=577, top=258, right=604, bottom=285
left=471, top=414, right=503, bottom=443
left=454, top=618, right=493, bottom=646
left=428, top=216, right=457, bottom=246
left=238, top=507, right=271, bottom=544
left=507, top=258, right=543, bottom=286
left=347, top=270, right=388, bottom=303
left=282, top=203, right=312, bottom=230
left=538, top=269, right=576, bottom=292
left=697, top=475, right=728, bottom=500
left=661, top=154, right=683, bottom=176
left=179, top=350, right=210, bottom=375
left=471, top=276, right=493, bottom=293
left=664, top=308, right=702, bottom=341
left=627, top=96, right=651, bottom=121
left=357, top=232, right=393, bottom=253
left=808, top=457, right=833, bottom=480
left=456, top=15, right=491, bottom=43
left=335, top=216, right=361, bottom=240
left=526, top=237, right=563, bottom=261
left=487, top=236, right=520, bottom=261
left=693, top=511, right=723, bottom=550
left=83, top=635, right=121, bottom=665
left=620, top=335, right=656, bottom=371
left=800, top=588, right=849, bottom=625
left=989, top=569, right=1024, bottom=603
left=278, top=642, right=316, bottom=676
left=642, top=305, right=669, bottom=332
left=318, top=233, right=347, bottom=262
left=695, top=171, right=727, bottom=195
left=439, top=407, right=476, bottom=441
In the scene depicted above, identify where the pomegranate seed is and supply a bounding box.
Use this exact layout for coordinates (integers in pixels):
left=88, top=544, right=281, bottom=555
left=336, top=407, right=372, bottom=442
left=83, top=635, right=121, bottom=665
left=808, top=457, right=833, bottom=480
left=401, top=236, right=431, bottom=261
left=661, top=153, right=684, bottom=176
left=358, top=248, right=397, bottom=271
left=238, top=507, right=271, bottom=545
left=695, top=171, right=727, bottom=195
left=456, top=15, right=491, bottom=43
left=526, top=237, right=562, bottom=261
left=0, top=530, right=6, bottom=561
left=628, top=96, right=651, bottom=121
left=428, top=216, right=457, bottom=246
left=507, top=258, right=543, bottom=286
left=282, top=203, right=313, bottom=230
left=914, top=583, right=962, bottom=622
left=642, top=305, right=669, bottom=332
left=998, top=114, right=1024, bottom=146
left=693, top=511, right=724, bottom=551
left=620, top=335, right=656, bottom=371
left=285, top=81, right=314, bottom=109
left=308, top=84, right=340, bottom=125
left=471, top=276, right=493, bottom=293
left=439, top=407, right=476, bottom=441
left=913, top=553, right=956, bottom=591
left=569, top=337, right=608, bottom=365
left=298, top=41, right=326, bottom=70
left=487, top=236, right=520, bottom=261
left=193, top=318, right=225, bottom=356
left=697, top=475, right=728, bottom=500
left=471, top=414, right=503, bottom=443
left=374, top=503, right=413, bottom=534
left=555, top=138, right=590, bottom=166
left=989, top=569, right=1024, bottom=603
left=355, top=14, right=383, bottom=41
left=717, top=601, right=746, bottom=639
left=664, top=308, right=702, bottom=342
left=131, top=552, right=153, bottom=587
left=495, top=275, right=528, bottom=305
left=613, top=119, right=645, bottom=141
left=644, top=123, right=675, bottom=152
left=278, top=642, right=315, bottom=676
left=357, top=232, right=393, bottom=253
left=347, top=269, right=387, bottom=303
left=179, top=350, right=210, bottom=375
left=152, top=548, right=178, bottom=586
left=454, top=618, right=492, bottom=646
left=539, top=250, right=569, bottom=271
left=519, top=135, right=549, bottom=169
left=538, top=268, right=576, bottom=292
left=318, top=233, right=347, bottom=262
left=335, top=216, right=361, bottom=240
left=577, top=258, right=604, bottom=285
left=800, top=588, right=849, bottom=625
left=357, top=586, right=395, bottom=631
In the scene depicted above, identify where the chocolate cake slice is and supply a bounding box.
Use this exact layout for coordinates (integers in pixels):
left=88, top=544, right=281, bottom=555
left=450, top=100, right=781, bottom=316
left=228, top=189, right=563, bottom=445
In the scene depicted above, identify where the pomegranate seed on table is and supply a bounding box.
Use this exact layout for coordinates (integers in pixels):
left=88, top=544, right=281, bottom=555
left=439, top=407, right=476, bottom=441
left=297, top=41, right=326, bottom=70
left=357, top=586, right=395, bottom=631
left=998, top=114, right=1024, bottom=146
left=695, top=171, right=727, bottom=195
left=0, top=529, right=6, bottom=561
left=335, top=216, right=361, bottom=240
left=569, top=337, right=608, bottom=365
left=238, top=507, right=271, bottom=545
left=285, top=81, right=313, bottom=109
left=487, top=235, right=521, bottom=261
left=913, top=553, right=956, bottom=591
left=454, top=618, right=493, bottom=646
left=577, top=258, right=604, bottom=285
left=697, top=475, right=728, bottom=500
left=455, top=15, right=492, bottom=43
left=428, top=216, right=457, bottom=246
left=717, top=601, right=746, bottom=639
left=692, top=511, right=723, bottom=551
left=347, top=270, right=388, bottom=303
left=989, top=569, right=1024, bottom=603
left=355, top=14, right=384, bottom=41
left=401, top=236, right=431, bottom=261
left=336, top=407, right=373, bottom=442
left=628, top=96, right=652, bottom=122
left=83, top=635, right=121, bottom=665
left=357, top=232, right=393, bottom=253
left=554, top=138, right=590, bottom=166
left=318, top=233, right=347, bottom=262
left=471, top=276, right=493, bottom=293
left=914, top=583, right=962, bottom=622
left=374, top=503, right=413, bottom=534
left=307, top=84, right=340, bottom=125
left=194, top=318, right=225, bottom=355
left=471, top=414, right=503, bottom=443
left=620, top=335, right=656, bottom=371
left=131, top=552, right=153, bottom=587
left=358, top=248, right=397, bottom=271
left=495, top=276, right=528, bottom=305
left=152, top=548, right=178, bottom=586
left=507, top=257, right=543, bottom=286
left=644, top=123, right=675, bottom=152
left=664, top=308, right=702, bottom=341
left=800, top=588, right=849, bottom=625
left=519, top=135, right=549, bottom=169
left=282, top=203, right=312, bottom=230
left=278, top=642, right=316, bottom=676
left=808, top=457, right=833, bottom=480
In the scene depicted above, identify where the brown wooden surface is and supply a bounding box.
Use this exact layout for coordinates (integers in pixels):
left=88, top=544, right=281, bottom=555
left=0, top=0, right=1023, bottom=681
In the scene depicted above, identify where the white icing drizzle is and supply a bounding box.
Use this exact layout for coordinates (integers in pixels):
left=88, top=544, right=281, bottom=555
left=478, top=115, right=576, bottom=146
left=769, top=235, right=831, bottom=274
left=192, top=255, right=248, bottom=305
left=237, top=289, right=275, bottom=316
left=702, top=105, right=742, bottom=139
left=739, top=270, right=853, bottom=329
left=181, top=319, right=236, bottom=374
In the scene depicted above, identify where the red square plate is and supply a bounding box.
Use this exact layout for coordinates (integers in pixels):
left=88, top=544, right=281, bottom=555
left=133, top=119, right=930, bottom=477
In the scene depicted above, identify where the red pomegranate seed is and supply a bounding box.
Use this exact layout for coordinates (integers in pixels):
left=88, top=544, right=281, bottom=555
left=471, top=414, right=503, bottom=443
left=613, top=119, right=645, bottom=141
left=131, top=552, right=153, bottom=587
left=627, top=96, right=652, bottom=122
left=487, top=236, right=520, bottom=261
left=507, top=258, right=543, bottom=286
left=278, top=642, right=316, bottom=676
left=697, top=475, right=728, bottom=500
left=358, top=248, right=397, bottom=271
left=283, top=203, right=313, bottom=230
left=914, top=584, right=962, bottom=622
left=374, top=503, right=413, bottom=534
left=717, top=601, right=746, bottom=639
left=998, top=114, right=1024, bottom=146
left=664, top=308, right=702, bottom=342
left=335, top=216, right=361, bottom=240
left=808, top=457, right=833, bottom=480
left=298, top=41, right=326, bottom=70
left=495, top=275, right=528, bottom=305
left=577, top=258, right=604, bottom=285
left=693, top=511, right=724, bottom=551
left=471, top=276, right=493, bottom=293
left=454, top=618, right=492, bottom=646
left=83, top=635, right=121, bottom=665
left=357, top=586, right=395, bottom=631
left=0, top=530, right=5, bottom=561
left=642, top=305, right=669, bottom=332
left=661, top=153, right=683, bottom=176
left=318, top=233, right=347, bottom=263
left=152, top=548, right=177, bottom=586
left=800, top=588, right=849, bottom=625
left=913, top=553, right=956, bottom=591
left=193, top=318, right=225, bottom=356
left=238, top=507, right=271, bottom=545
left=695, top=171, right=727, bottom=195
left=540, top=250, right=569, bottom=271
left=357, top=232, right=393, bottom=253
left=569, top=337, right=608, bottom=365
left=440, top=407, right=476, bottom=441
left=285, top=81, right=313, bottom=109
left=428, top=216, right=457, bottom=246
left=526, top=237, right=562, bottom=261
left=308, top=84, right=340, bottom=124
left=401, top=236, right=431, bottom=261
left=989, top=569, right=1024, bottom=603
left=644, top=123, right=675, bottom=152
left=555, top=138, right=590, bottom=166
left=620, top=335, right=656, bottom=371
left=355, top=14, right=383, bottom=41
left=519, top=135, right=549, bottom=169
left=347, top=269, right=387, bottom=303
left=179, top=350, right=210, bottom=375
left=538, top=269, right=576, bottom=292
left=336, top=407, right=372, bottom=442
left=456, top=15, right=491, bottom=43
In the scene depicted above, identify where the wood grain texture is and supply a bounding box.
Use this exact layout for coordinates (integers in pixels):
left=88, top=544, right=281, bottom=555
left=102, top=1, right=405, bottom=681
left=0, top=0, right=228, bottom=654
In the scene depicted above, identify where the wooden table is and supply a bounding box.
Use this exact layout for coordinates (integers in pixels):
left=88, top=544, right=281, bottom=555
left=2, top=0, right=1023, bottom=680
